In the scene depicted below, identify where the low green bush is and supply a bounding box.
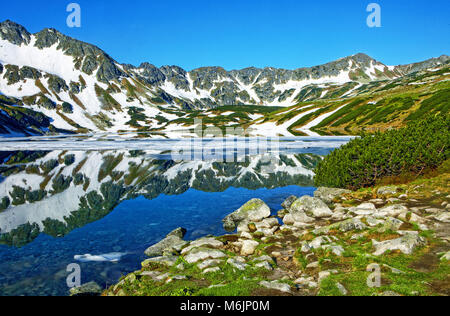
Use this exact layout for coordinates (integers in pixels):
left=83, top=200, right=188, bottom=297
left=314, top=114, right=450, bottom=189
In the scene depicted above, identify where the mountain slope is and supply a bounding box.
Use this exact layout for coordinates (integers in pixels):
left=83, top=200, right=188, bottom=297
left=0, top=20, right=449, bottom=136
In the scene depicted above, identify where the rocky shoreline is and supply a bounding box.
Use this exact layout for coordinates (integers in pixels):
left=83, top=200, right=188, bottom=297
left=94, top=173, right=449, bottom=296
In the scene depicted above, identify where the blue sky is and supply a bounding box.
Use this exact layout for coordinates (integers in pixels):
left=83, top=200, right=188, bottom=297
left=1, top=0, right=449, bottom=70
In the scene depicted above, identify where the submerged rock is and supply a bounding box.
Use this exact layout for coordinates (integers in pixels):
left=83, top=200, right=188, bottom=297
left=144, top=227, right=187, bottom=257
left=222, top=199, right=271, bottom=232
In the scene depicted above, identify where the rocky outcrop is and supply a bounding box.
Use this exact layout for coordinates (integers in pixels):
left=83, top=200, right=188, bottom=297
left=144, top=227, right=187, bottom=257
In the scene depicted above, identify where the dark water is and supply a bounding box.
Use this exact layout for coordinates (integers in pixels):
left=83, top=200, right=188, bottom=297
left=0, top=137, right=351, bottom=296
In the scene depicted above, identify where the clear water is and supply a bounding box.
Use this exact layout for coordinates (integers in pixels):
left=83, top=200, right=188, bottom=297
left=0, top=136, right=351, bottom=296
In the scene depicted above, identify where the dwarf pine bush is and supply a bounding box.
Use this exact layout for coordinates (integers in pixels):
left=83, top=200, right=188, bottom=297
left=314, top=114, right=450, bottom=190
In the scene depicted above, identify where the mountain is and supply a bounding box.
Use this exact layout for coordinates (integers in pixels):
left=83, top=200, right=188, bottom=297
left=0, top=20, right=449, bottom=136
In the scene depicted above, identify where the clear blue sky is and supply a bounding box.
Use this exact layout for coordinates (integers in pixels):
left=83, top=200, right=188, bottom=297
left=1, top=0, right=449, bottom=70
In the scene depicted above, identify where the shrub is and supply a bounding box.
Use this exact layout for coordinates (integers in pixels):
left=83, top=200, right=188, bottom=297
left=314, top=114, right=450, bottom=190
left=41, top=159, right=59, bottom=173
left=0, top=197, right=10, bottom=211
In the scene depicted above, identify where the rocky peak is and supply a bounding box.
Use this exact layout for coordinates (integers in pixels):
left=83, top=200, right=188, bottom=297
left=0, top=20, right=31, bottom=45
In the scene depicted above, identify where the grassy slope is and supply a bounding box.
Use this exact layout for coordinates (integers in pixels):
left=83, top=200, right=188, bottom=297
left=242, top=65, right=450, bottom=136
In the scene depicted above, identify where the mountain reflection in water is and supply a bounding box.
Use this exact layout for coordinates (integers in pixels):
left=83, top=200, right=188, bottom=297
left=0, top=137, right=350, bottom=295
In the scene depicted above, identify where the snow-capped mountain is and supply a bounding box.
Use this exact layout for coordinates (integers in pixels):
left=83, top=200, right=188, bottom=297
left=0, top=20, right=449, bottom=135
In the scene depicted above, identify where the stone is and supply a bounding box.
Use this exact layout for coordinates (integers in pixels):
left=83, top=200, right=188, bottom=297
left=203, top=267, right=221, bottom=274
left=314, top=187, right=351, bottom=204
left=253, top=255, right=274, bottom=263
left=372, top=234, right=426, bottom=256
left=198, top=259, right=223, bottom=270
left=309, top=236, right=332, bottom=249
left=294, top=277, right=317, bottom=288
left=240, top=232, right=253, bottom=239
left=323, top=244, right=345, bottom=256
left=181, top=237, right=223, bottom=254
left=241, top=240, right=259, bottom=256
left=259, top=281, right=291, bottom=294
left=223, top=199, right=271, bottom=232
left=377, top=186, right=399, bottom=196
left=69, top=281, right=102, bottom=296
left=227, top=258, right=248, bottom=271
left=306, top=261, right=319, bottom=269
left=142, top=256, right=178, bottom=267
left=435, top=212, right=450, bottom=223
left=377, top=217, right=404, bottom=232
left=336, top=282, right=348, bottom=295
left=255, top=261, right=273, bottom=271
left=184, top=247, right=226, bottom=264
left=314, top=218, right=367, bottom=234
left=291, top=195, right=333, bottom=218
left=144, top=227, right=187, bottom=257
left=318, top=271, right=331, bottom=283
left=440, top=251, right=450, bottom=261
left=282, top=195, right=298, bottom=210
left=376, top=204, right=409, bottom=218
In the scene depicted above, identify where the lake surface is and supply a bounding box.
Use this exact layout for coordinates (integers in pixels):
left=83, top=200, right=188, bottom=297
left=0, top=136, right=351, bottom=296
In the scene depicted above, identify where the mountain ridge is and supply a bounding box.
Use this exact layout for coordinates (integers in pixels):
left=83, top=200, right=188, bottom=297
left=0, top=20, right=449, bottom=135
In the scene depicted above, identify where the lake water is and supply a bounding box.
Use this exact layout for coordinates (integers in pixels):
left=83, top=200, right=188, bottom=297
left=0, top=136, right=351, bottom=296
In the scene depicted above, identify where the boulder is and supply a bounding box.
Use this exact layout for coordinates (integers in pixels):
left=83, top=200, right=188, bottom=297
left=144, top=227, right=187, bottom=257
left=314, top=218, right=367, bottom=234
left=372, top=234, right=426, bottom=256
left=314, top=187, right=351, bottom=204
left=376, top=204, right=409, bottom=218
left=377, top=186, right=399, bottom=196
left=290, top=196, right=333, bottom=218
left=223, top=199, right=271, bottom=232
left=184, top=247, right=226, bottom=264
left=259, top=281, right=291, bottom=294
left=281, top=195, right=298, bottom=210
left=227, top=257, right=248, bottom=270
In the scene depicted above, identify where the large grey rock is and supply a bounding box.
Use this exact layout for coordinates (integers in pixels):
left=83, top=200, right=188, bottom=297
left=144, top=227, right=187, bottom=257
left=314, top=187, right=351, bottom=204
left=290, top=196, right=333, bottom=218
left=281, top=195, right=298, bottom=210
left=223, top=199, right=271, bottom=232
left=259, top=281, right=291, bottom=294
left=372, top=234, right=426, bottom=256
left=314, top=218, right=367, bottom=234
left=184, top=247, right=226, bottom=264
